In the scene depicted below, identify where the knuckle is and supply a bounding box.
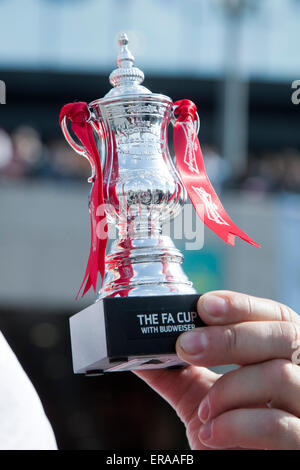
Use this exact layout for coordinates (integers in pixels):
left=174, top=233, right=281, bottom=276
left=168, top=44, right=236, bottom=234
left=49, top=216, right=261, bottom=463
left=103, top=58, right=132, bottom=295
left=226, top=293, right=252, bottom=319
left=269, top=413, right=290, bottom=437
left=223, top=326, right=238, bottom=354
left=245, top=295, right=253, bottom=319
left=278, top=360, right=298, bottom=385
left=277, top=302, right=294, bottom=323
left=266, top=359, right=296, bottom=386
left=277, top=321, right=300, bottom=347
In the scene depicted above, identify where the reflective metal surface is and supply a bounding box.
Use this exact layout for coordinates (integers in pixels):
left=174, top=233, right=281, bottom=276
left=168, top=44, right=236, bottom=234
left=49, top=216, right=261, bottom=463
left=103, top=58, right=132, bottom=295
left=63, top=33, right=196, bottom=298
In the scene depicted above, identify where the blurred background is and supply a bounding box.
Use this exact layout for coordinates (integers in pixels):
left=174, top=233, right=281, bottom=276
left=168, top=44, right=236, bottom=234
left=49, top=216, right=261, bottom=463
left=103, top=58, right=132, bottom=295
left=0, top=0, right=300, bottom=450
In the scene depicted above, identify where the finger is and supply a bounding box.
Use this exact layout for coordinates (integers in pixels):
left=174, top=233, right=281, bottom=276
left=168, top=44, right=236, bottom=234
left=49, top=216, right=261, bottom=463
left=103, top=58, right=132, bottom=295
left=134, top=367, right=219, bottom=450
left=198, top=408, right=300, bottom=449
left=134, top=366, right=218, bottom=424
left=198, top=359, right=300, bottom=423
left=197, top=290, right=300, bottom=326
left=176, top=320, right=300, bottom=366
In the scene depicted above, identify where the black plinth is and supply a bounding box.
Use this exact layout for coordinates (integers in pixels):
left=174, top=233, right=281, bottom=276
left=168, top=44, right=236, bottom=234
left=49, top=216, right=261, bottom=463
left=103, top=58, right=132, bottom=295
left=69, top=294, right=204, bottom=375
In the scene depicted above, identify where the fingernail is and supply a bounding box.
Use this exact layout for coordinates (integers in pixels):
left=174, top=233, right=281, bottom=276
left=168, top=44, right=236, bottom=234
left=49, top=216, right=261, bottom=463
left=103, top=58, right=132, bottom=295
left=202, top=295, right=227, bottom=317
left=198, top=397, right=210, bottom=422
left=179, top=331, right=208, bottom=355
left=199, top=421, right=212, bottom=442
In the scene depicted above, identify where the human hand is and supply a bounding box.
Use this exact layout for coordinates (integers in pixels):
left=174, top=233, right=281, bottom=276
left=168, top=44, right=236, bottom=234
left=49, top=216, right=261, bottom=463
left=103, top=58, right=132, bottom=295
left=135, top=291, right=300, bottom=449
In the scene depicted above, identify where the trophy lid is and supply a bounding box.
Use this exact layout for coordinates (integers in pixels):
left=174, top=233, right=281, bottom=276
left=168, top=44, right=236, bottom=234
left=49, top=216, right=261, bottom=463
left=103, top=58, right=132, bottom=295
left=103, top=33, right=150, bottom=99
left=98, top=33, right=171, bottom=103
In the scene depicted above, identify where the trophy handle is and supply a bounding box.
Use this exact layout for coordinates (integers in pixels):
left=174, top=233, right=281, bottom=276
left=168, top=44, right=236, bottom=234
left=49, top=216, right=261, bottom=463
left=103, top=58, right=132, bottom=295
left=171, top=104, right=200, bottom=134
left=60, top=113, right=97, bottom=182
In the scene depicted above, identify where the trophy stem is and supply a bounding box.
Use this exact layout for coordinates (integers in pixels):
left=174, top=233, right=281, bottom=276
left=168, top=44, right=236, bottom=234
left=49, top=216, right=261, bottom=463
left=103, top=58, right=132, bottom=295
left=97, top=224, right=196, bottom=299
left=118, top=216, right=162, bottom=240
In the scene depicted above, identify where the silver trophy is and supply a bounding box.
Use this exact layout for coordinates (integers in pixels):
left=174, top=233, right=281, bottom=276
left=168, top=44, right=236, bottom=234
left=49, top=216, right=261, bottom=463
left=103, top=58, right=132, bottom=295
left=60, top=34, right=203, bottom=375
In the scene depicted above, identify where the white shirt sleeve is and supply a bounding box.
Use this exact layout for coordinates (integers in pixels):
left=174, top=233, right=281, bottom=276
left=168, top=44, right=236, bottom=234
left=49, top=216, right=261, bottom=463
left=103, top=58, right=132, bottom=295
left=0, top=331, right=57, bottom=450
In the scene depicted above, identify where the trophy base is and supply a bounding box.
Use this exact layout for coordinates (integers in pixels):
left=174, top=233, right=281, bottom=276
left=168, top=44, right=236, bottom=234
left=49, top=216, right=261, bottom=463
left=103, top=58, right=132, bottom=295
left=69, top=294, right=204, bottom=375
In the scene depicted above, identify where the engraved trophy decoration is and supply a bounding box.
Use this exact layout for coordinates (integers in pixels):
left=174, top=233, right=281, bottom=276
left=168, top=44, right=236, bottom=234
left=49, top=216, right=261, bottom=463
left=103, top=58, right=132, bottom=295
left=59, top=34, right=259, bottom=375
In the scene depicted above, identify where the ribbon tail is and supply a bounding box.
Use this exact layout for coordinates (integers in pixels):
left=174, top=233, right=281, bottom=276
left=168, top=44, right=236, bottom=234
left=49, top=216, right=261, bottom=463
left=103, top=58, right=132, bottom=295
left=76, top=276, right=92, bottom=300
left=173, top=116, right=260, bottom=248
left=60, top=102, right=108, bottom=299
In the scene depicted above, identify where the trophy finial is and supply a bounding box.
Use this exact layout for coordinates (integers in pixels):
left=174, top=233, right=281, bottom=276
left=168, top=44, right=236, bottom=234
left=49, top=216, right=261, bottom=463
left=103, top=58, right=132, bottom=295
left=108, top=32, right=145, bottom=91
left=118, top=32, right=129, bottom=46
left=116, top=32, right=135, bottom=69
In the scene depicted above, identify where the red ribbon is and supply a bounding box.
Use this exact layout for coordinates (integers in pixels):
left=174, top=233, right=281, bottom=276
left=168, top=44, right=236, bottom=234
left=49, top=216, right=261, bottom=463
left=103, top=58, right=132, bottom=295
left=59, top=99, right=259, bottom=299
left=59, top=102, right=108, bottom=299
left=173, top=99, right=260, bottom=247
